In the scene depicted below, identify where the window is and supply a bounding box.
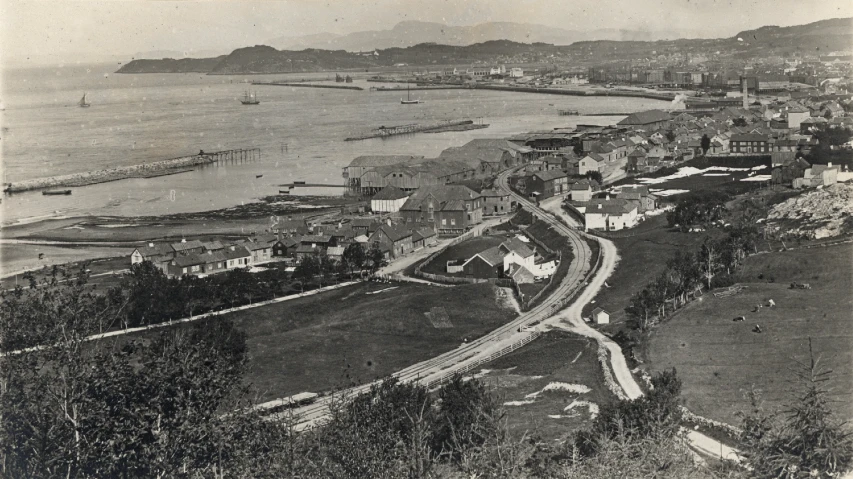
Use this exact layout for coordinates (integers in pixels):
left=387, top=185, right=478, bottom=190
left=467, top=214, right=471, bottom=221
left=451, top=218, right=456, bottom=226
left=182, top=268, right=187, bottom=274
left=442, top=219, right=447, bottom=226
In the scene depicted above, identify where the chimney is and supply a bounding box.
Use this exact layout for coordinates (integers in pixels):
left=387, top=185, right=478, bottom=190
left=181, top=238, right=187, bottom=243
left=742, top=77, right=749, bottom=110
left=386, top=217, right=392, bottom=227
left=828, top=162, right=832, bottom=167
left=148, top=242, right=154, bottom=247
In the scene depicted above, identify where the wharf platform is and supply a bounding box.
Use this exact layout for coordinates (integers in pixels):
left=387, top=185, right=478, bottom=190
left=253, top=82, right=363, bottom=91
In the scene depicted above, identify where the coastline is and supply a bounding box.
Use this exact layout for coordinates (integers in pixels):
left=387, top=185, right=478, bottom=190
left=472, top=84, right=678, bottom=101
left=252, top=82, right=364, bottom=91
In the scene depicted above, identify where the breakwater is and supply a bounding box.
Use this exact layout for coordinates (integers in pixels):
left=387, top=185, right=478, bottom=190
left=345, top=120, right=477, bottom=141
left=252, top=82, right=363, bottom=91
left=473, top=84, right=675, bottom=101
left=3, top=149, right=260, bottom=193
left=370, top=85, right=465, bottom=92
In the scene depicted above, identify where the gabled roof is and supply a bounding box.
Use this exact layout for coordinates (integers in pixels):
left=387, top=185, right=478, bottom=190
left=465, top=246, right=506, bottom=267
left=372, top=185, right=410, bottom=201
left=480, top=187, right=509, bottom=198
left=326, top=246, right=346, bottom=257
left=583, top=153, right=606, bottom=163
left=221, top=245, right=251, bottom=260
left=585, top=198, right=637, bottom=215
left=300, top=235, right=332, bottom=244
left=571, top=180, right=593, bottom=191
left=500, top=237, right=534, bottom=258
left=731, top=133, right=769, bottom=142
left=440, top=199, right=467, bottom=211
left=350, top=218, right=379, bottom=228
left=374, top=224, right=413, bottom=242
left=617, top=110, right=671, bottom=126
left=171, top=240, right=204, bottom=253
left=347, top=155, right=424, bottom=168
left=135, top=243, right=174, bottom=257
left=245, top=241, right=271, bottom=252
left=533, top=170, right=568, bottom=182
left=592, top=307, right=609, bottom=316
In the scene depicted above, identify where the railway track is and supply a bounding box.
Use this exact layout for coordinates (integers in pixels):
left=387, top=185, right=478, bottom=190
left=272, top=167, right=595, bottom=427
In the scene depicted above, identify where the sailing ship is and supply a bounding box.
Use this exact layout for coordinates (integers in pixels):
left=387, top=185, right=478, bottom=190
left=240, top=91, right=260, bottom=105
left=78, top=93, right=90, bottom=108
left=400, top=83, right=422, bottom=104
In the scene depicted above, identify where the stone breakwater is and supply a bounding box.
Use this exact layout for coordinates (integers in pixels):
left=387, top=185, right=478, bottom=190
left=3, top=155, right=216, bottom=193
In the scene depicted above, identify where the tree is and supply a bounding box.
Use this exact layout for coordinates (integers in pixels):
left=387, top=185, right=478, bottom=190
left=342, top=243, right=367, bottom=275
left=700, top=134, right=711, bottom=155
left=732, top=117, right=748, bottom=127
left=697, top=237, right=721, bottom=290
left=293, top=255, right=319, bottom=285
left=433, top=375, right=499, bottom=457
left=739, top=339, right=853, bottom=478
left=572, top=142, right=584, bottom=157
left=574, top=369, right=683, bottom=458
left=665, top=129, right=676, bottom=142
left=583, top=170, right=603, bottom=185
left=367, top=243, right=387, bottom=274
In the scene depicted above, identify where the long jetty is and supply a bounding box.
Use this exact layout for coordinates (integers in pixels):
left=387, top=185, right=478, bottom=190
left=370, top=85, right=465, bottom=92
left=345, top=119, right=478, bottom=141
left=472, top=84, right=676, bottom=101
left=3, top=149, right=260, bottom=194
left=252, top=82, right=363, bottom=91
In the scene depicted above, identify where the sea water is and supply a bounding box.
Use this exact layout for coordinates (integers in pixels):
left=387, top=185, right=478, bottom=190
left=0, top=62, right=665, bottom=224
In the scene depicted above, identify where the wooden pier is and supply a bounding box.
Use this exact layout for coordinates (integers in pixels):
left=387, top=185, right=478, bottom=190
left=252, top=82, right=363, bottom=91
left=345, top=120, right=477, bottom=141
left=206, top=148, right=261, bottom=164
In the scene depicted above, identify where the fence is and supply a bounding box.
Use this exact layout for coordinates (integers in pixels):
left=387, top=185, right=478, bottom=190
left=423, top=330, right=542, bottom=389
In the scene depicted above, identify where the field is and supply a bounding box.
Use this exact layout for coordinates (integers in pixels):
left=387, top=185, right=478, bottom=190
left=645, top=243, right=853, bottom=425
left=419, top=235, right=507, bottom=276
left=582, top=214, right=709, bottom=324
left=210, top=281, right=518, bottom=402
left=477, top=331, right=616, bottom=441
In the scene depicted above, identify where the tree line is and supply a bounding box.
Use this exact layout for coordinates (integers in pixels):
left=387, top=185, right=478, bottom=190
left=1, top=242, right=387, bottom=352
left=626, top=224, right=760, bottom=331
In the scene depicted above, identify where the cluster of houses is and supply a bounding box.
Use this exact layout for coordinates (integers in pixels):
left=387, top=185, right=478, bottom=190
left=130, top=239, right=269, bottom=278
left=446, top=236, right=558, bottom=284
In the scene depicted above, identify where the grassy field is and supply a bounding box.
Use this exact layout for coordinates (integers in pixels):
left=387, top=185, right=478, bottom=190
left=205, top=281, right=519, bottom=402
left=419, top=235, right=507, bottom=276
left=477, top=331, right=616, bottom=441
left=644, top=243, right=853, bottom=425
left=583, top=214, right=709, bottom=324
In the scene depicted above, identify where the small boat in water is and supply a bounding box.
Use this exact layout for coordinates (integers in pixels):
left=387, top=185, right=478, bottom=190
left=240, top=91, right=260, bottom=105
left=401, top=83, right=422, bottom=104
left=278, top=189, right=290, bottom=194
left=256, top=174, right=264, bottom=178
left=557, top=109, right=579, bottom=116
left=43, top=190, right=72, bottom=196
left=79, top=93, right=90, bottom=108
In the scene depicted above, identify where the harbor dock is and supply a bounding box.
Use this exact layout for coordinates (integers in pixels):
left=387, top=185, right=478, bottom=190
left=344, top=120, right=486, bottom=141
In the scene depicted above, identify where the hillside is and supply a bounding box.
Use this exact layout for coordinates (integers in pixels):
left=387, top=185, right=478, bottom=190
left=267, top=20, right=718, bottom=51
left=116, top=17, right=853, bottom=74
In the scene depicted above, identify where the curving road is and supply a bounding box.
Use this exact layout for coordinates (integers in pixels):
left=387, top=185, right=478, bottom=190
left=274, top=167, right=742, bottom=464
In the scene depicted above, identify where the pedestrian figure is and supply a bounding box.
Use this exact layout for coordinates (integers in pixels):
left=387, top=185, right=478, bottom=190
left=768, top=299, right=775, bottom=307
left=753, top=324, right=762, bottom=333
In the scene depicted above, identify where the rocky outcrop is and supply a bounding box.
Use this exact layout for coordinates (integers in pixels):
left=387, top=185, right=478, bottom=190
left=766, top=183, right=853, bottom=239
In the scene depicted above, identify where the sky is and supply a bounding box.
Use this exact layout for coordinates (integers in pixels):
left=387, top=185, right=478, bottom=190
left=3, top=0, right=852, bottom=64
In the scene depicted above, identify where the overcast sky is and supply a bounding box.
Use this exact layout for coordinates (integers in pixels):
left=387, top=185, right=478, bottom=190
left=3, top=0, right=852, bottom=63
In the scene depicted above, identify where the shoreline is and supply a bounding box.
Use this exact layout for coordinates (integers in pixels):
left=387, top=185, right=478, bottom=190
left=472, top=84, right=677, bottom=101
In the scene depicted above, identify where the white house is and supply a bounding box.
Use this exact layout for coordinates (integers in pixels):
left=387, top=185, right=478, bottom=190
left=592, top=307, right=610, bottom=324
left=570, top=180, right=594, bottom=202
left=370, top=185, right=410, bottom=213
left=499, top=237, right=535, bottom=274
left=509, top=67, right=524, bottom=78
left=584, top=199, right=639, bottom=231
left=579, top=153, right=605, bottom=175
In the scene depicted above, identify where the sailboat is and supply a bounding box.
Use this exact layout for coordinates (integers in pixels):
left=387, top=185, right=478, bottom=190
left=400, top=83, right=422, bottom=104
left=240, top=91, right=260, bottom=105
left=78, top=93, right=90, bottom=108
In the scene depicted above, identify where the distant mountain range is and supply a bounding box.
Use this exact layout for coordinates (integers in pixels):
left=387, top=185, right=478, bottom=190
left=267, top=20, right=718, bottom=51
left=116, top=18, right=853, bottom=75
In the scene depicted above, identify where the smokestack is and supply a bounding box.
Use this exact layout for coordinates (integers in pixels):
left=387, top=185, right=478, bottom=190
left=742, top=78, right=749, bottom=109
